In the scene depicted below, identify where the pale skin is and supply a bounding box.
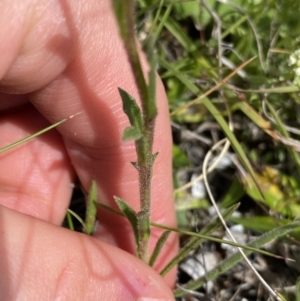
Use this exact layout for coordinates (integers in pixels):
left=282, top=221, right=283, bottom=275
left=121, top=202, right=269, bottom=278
left=0, top=0, right=178, bottom=300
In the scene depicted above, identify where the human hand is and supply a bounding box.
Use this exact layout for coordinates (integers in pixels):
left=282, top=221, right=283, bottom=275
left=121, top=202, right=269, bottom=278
left=0, top=1, right=178, bottom=300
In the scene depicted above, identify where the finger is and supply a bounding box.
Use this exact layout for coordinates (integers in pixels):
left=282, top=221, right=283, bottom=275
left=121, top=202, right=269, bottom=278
left=0, top=0, right=76, bottom=93
left=0, top=104, right=74, bottom=224
left=0, top=205, right=175, bottom=301
left=0, top=0, right=178, bottom=282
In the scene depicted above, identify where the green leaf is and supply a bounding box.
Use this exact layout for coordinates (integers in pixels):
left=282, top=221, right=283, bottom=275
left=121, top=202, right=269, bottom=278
left=232, top=85, right=300, bottom=94
left=230, top=216, right=286, bottom=232
left=149, top=231, right=171, bottom=267
left=175, top=198, right=209, bottom=212
left=151, top=0, right=174, bottom=44
left=155, top=221, right=289, bottom=269
left=85, top=181, right=98, bottom=235
left=115, top=197, right=139, bottom=254
left=118, top=88, right=143, bottom=134
left=122, top=126, right=143, bottom=141
left=137, top=210, right=151, bottom=262
left=173, top=220, right=300, bottom=297
left=162, top=17, right=198, bottom=55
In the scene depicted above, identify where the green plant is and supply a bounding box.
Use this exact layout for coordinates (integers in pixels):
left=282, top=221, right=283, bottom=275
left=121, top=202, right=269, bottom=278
left=112, top=0, right=159, bottom=263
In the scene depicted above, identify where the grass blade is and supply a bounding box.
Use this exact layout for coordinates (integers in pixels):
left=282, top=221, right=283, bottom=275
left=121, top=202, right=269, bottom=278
left=229, top=85, right=300, bottom=94
left=0, top=113, right=80, bottom=153
left=65, top=211, right=74, bottom=231
left=115, top=197, right=139, bottom=255
left=85, top=181, right=98, bottom=235
left=161, top=57, right=264, bottom=200
left=67, top=209, right=86, bottom=230
left=173, top=220, right=300, bottom=297
left=170, top=56, right=256, bottom=116
left=160, top=203, right=239, bottom=276
left=96, top=200, right=285, bottom=262
left=153, top=223, right=284, bottom=262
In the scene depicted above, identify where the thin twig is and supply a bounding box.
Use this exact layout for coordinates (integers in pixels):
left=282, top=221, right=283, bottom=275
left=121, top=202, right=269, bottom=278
left=171, top=121, right=212, bottom=145
left=174, top=138, right=230, bottom=194
left=202, top=141, right=282, bottom=301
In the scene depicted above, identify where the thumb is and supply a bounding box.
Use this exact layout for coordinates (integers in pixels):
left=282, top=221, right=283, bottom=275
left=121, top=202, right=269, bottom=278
left=0, top=205, right=175, bottom=301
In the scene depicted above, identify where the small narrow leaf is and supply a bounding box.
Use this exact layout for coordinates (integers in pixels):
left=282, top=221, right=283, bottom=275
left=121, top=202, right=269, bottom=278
left=85, top=181, right=98, bottom=235
left=122, top=126, right=143, bottom=141
left=131, top=161, right=140, bottom=170
left=149, top=231, right=171, bottom=267
left=137, top=211, right=150, bottom=241
left=137, top=210, right=151, bottom=262
left=151, top=152, right=159, bottom=164
left=118, top=88, right=143, bottom=134
left=115, top=197, right=139, bottom=253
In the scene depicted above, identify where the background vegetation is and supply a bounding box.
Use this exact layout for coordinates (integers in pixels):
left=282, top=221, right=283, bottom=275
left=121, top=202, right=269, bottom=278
left=133, top=0, right=300, bottom=300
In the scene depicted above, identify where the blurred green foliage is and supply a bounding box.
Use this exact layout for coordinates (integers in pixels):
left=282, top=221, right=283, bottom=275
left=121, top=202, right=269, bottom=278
left=135, top=0, right=300, bottom=233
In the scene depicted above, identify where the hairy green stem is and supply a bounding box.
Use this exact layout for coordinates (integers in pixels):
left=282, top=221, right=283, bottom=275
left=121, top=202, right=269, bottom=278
left=113, top=0, right=157, bottom=263
left=114, top=0, right=150, bottom=116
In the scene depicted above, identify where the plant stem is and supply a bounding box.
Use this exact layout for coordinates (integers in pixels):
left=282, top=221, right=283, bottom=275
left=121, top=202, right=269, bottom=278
left=114, top=0, right=150, bottom=116
left=113, top=0, right=157, bottom=263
